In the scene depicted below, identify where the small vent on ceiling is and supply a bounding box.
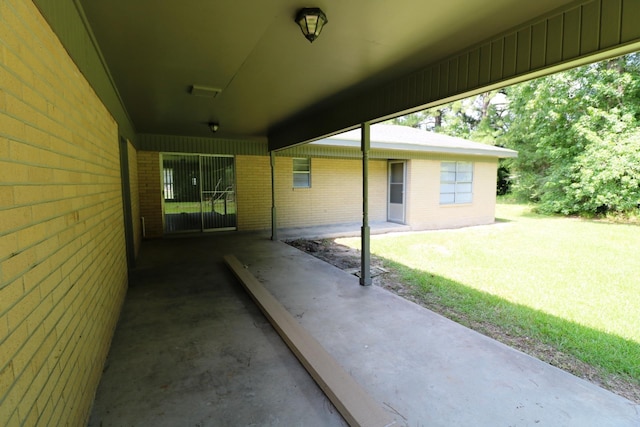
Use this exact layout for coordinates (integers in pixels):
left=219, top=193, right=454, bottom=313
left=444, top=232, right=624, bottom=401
left=190, top=85, right=221, bottom=98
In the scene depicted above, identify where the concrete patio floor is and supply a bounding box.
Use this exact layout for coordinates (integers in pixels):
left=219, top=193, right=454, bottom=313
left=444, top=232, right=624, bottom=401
left=88, top=231, right=640, bottom=426
left=277, top=221, right=410, bottom=240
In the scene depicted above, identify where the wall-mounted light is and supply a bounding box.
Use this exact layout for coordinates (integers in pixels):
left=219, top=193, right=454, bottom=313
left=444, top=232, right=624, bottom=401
left=295, top=8, right=328, bottom=43
left=208, top=122, right=219, bottom=133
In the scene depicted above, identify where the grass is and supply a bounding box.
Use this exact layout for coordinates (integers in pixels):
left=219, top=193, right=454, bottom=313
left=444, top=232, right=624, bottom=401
left=336, top=203, right=640, bottom=382
left=164, top=200, right=236, bottom=215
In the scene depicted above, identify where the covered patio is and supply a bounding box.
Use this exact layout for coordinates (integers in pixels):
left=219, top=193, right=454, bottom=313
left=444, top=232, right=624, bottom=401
left=88, top=233, right=639, bottom=426
left=5, top=1, right=640, bottom=425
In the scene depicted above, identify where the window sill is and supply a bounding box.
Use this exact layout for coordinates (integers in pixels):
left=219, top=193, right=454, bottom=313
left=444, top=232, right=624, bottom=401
left=439, top=202, right=473, bottom=207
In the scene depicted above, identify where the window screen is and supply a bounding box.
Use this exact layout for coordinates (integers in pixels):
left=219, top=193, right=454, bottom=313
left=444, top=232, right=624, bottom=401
left=293, top=158, right=311, bottom=188
left=389, top=162, right=404, bottom=204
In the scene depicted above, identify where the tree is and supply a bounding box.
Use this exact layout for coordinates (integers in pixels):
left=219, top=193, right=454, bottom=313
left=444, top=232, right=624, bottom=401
left=503, top=53, right=640, bottom=215
left=388, top=90, right=514, bottom=193
left=388, top=54, right=640, bottom=215
left=390, top=91, right=509, bottom=140
left=389, top=107, right=447, bottom=131
left=563, top=127, right=640, bottom=214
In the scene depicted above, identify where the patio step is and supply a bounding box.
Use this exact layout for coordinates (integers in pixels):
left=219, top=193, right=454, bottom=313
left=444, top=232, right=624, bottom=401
left=224, top=254, right=397, bottom=427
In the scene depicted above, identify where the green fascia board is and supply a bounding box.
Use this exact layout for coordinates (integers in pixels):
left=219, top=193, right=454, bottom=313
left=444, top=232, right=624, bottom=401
left=33, top=0, right=137, bottom=143
left=269, top=0, right=640, bottom=151
left=138, top=134, right=268, bottom=156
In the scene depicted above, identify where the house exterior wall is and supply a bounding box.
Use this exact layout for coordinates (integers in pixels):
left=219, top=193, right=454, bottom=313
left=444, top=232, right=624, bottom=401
left=137, top=151, right=163, bottom=238
left=137, top=151, right=498, bottom=237
left=236, top=155, right=272, bottom=231
left=406, top=158, right=498, bottom=230
left=235, top=156, right=387, bottom=230
left=136, top=153, right=276, bottom=235
left=135, top=154, right=388, bottom=234
left=137, top=152, right=498, bottom=235
left=274, top=157, right=387, bottom=229
left=127, top=141, right=141, bottom=257
left=0, top=1, right=128, bottom=425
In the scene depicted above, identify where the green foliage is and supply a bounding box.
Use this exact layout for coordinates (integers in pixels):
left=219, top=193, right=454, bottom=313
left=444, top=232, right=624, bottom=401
left=496, top=162, right=512, bottom=196
left=388, top=90, right=508, bottom=143
left=563, top=130, right=640, bottom=214
left=504, top=53, right=640, bottom=215
left=388, top=54, right=640, bottom=215
left=388, top=90, right=515, bottom=195
left=389, top=112, right=427, bottom=128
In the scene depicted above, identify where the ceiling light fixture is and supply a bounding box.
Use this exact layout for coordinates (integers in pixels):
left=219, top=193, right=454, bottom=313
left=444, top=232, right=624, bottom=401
left=295, top=8, right=328, bottom=43
left=191, top=85, right=221, bottom=98
left=208, top=122, right=219, bottom=133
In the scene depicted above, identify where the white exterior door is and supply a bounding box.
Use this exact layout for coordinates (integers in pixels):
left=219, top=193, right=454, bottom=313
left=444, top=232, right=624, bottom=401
left=388, top=161, right=406, bottom=223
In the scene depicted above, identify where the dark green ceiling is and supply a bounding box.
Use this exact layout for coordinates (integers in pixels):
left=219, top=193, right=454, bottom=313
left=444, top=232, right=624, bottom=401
left=36, top=1, right=640, bottom=149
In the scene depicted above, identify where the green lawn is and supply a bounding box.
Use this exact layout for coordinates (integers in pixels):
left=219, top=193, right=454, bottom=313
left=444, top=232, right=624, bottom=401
left=336, top=203, right=640, bottom=381
left=164, top=200, right=236, bottom=215
left=165, top=201, right=202, bottom=214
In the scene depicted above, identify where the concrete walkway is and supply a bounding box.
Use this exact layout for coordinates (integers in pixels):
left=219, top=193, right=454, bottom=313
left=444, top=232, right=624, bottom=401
left=89, top=232, right=639, bottom=426
left=278, top=221, right=410, bottom=240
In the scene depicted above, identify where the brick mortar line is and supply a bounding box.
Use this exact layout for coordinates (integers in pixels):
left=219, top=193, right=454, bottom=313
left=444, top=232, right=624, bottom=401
left=0, top=130, right=120, bottom=171
left=0, top=218, right=125, bottom=422
left=0, top=189, right=122, bottom=238
left=0, top=3, right=117, bottom=141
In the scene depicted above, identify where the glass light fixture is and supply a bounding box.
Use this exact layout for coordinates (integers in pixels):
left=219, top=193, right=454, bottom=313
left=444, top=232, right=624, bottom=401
left=295, top=8, right=328, bottom=43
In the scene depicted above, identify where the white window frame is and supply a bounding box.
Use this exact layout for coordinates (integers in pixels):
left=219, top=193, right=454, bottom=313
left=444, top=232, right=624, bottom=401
left=440, top=161, right=473, bottom=205
left=293, top=158, right=311, bottom=188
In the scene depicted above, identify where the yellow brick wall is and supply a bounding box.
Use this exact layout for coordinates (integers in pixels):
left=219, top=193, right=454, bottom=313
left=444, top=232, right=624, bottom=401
left=275, top=157, right=387, bottom=228
left=138, top=153, right=279, bottom=234
left=137, top=151, right=163, bottom=238
left=139, top=153, right=498, bottom=234
left=127, top=141, right=141, bottom=256
left=0, top=1, right=128, bottom=425
left=235, top=155, right=272, bottom=231
left=406, top=158, right=498, bottom=230
left=138, top=154, right=277, bottom=234
left=369, top=160, right=388, bottom=222
left=234, top=156, right=387, bottom=231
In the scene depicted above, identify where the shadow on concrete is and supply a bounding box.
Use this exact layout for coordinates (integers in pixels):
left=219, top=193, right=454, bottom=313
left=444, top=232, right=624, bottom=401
left=90, top=233, right=640, bottom=426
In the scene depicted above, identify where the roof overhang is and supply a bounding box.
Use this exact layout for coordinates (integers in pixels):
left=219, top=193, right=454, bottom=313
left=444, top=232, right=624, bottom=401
left=312, top=125, right=518, bottom=158
left=316, top=139, right=518, bottom=159
left=34, top=0, right=640, bottom=149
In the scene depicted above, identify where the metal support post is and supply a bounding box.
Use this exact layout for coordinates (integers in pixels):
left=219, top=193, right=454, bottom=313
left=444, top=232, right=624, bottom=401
left=360, top=122, right=372, bottom=286
left=270, top=151, right=278, bottom=241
